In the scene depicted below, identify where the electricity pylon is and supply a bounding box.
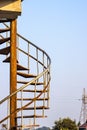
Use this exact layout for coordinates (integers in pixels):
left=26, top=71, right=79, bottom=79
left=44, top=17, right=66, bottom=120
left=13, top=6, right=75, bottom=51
left=79, top=88, right=87, bottom=124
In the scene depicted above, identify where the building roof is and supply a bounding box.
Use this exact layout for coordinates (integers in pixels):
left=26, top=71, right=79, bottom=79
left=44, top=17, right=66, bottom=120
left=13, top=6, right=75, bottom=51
left=79, top=121, right=87, bottom=128
left=0, top=0, right=21, bottom=19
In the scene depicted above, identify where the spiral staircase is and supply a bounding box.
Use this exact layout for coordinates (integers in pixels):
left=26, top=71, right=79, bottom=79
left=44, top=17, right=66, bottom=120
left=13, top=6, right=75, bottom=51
left=0, top=19, right=51, bottom=130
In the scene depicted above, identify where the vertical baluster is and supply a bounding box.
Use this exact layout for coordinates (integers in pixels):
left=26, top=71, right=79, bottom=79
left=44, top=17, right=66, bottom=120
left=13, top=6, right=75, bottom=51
left=7, top=99, right=10, bottom=130
left=47, top=58, right=50, bottom=108
left=4, top=22, right=10, bottom=58
left=28, top=42, right=30, bottom=74
left=34, top=80, right=36, bottom=125
left=21, top=90, right=23, bottom=130
left=36, top=48, right=39, bottom=76
left=6, top=28, right=8, bottom=44
left=42, top=52, right=45, bottom=116
left=17, top=34, right=19, bottom=62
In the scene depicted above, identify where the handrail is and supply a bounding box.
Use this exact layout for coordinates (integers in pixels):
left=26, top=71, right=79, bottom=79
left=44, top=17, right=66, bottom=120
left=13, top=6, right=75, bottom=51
left=0, top=21, right=51, bottom=105
left=17, top=33, right=51, bottom=60
left=0, top=67, right=50, bottom=105
left=2, top=22, right=51, bottom=65
left=17, top=47, right=47, bottom=69
left=0, top=21, right=51, bottom=126
left=0, top=78, right=50, bottom=124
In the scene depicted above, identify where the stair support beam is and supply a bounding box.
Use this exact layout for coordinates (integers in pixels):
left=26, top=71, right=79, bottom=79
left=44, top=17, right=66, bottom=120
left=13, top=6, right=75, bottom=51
left=10, top=19, right=17, bottom=130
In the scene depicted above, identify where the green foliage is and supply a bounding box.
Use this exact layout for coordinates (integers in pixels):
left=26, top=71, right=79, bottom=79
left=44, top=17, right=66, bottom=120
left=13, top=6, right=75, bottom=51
left=36, top=126, right=50, bottom=130
left=52, top=117, right=78, bottom=130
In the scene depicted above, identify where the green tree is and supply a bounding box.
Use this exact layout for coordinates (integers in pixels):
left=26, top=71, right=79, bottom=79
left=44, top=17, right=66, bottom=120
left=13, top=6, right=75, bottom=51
left=52, top=118, right=78, bottom=130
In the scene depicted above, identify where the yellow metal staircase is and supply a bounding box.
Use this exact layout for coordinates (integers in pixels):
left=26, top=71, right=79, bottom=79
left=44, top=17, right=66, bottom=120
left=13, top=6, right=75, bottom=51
left=0, top=19, right=51, bottom=129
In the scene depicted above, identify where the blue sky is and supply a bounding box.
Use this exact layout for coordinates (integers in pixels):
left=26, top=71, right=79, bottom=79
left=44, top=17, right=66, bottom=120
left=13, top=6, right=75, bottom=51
left=16, top=0, right=87, bottom=127
left=18, top=0, right=87, bottom=128
left=0, top=0, right=87, bottom=128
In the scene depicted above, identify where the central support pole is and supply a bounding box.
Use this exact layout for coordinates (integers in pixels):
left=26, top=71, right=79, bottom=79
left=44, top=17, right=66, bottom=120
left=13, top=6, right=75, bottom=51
left=10, top=19, right=17, bottom=130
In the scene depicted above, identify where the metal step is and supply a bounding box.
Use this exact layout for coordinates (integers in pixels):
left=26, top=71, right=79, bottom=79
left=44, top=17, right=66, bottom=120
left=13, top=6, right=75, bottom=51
left=0, top=19, right=11, bottom=23
left=0, top=37, right=10, bottom=45
left=0, top=46, right=10, bottom=55
left=30, top=82, right=44, bottom=85
left=17, top=80, right=44, bottom=85
left=17, top=64, right=29, bottom=71
left=17, top=106, right=49, bottom=110
left=3, top=56, right=10, bottom=62
left=0, top=28, right=10, bottom=33
left=17, top=98, right=49, bottom=101
left=16, top=115, right=47, bottom=118
left=17, top=81, right=29, bottom=84
left=3, top=56, right=19, bottom=63
left=22, top=89, right=48, bottom=93
left=17, top=72, right=36, bottom=78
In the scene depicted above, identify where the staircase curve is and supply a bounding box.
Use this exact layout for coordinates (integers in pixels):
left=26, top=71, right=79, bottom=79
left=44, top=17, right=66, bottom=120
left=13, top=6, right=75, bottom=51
left=0, top=20, right=51, bottom=129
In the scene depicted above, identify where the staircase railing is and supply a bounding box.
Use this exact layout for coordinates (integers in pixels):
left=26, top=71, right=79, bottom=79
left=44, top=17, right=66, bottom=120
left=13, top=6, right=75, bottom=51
left=0, top=21, right=51, bottom=129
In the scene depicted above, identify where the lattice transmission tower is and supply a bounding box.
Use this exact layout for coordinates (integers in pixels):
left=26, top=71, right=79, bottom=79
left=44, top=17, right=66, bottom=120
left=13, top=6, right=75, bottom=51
left=79, top=88, right=87, bottom=124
